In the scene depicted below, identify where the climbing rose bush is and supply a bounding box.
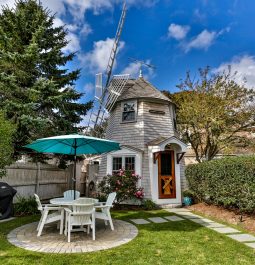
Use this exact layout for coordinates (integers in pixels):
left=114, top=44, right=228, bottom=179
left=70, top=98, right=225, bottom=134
left=98, top=169, right=144, bottom=204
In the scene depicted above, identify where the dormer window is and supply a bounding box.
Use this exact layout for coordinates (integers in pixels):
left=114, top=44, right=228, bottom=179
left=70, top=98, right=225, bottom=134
left=122, top=100, right=137, bottom=122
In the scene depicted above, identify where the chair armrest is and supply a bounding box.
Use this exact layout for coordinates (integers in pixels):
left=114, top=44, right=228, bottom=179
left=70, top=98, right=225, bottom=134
left=94, top=205, right=111, bottom=209
left=44, top=205, right=63, bottom=211
left=94, top=202, right=106, bottom=206
left=64, top=208, right=72, bottom=214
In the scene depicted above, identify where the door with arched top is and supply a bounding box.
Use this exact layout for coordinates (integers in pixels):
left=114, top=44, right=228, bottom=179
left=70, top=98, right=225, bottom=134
left=158, top=151, right=176, bottom=199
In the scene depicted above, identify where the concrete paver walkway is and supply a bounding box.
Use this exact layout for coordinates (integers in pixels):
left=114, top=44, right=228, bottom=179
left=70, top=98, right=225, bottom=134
left=165, top=208, right=255, bottom=249
left=7, top=219, right=138, bottom=253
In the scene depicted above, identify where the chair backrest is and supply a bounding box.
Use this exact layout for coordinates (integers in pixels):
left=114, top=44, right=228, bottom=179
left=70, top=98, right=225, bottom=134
left=63, top=190, right=80, bottom=199
left=71, top=201, right=94, bottom=224
left=106, top=192, right=117, bottom=207
left=34, top=194, right=43, bottom=211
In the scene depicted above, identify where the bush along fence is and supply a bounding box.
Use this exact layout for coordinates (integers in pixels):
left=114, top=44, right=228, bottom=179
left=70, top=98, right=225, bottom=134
left=186, top=155, right=255, bottom=214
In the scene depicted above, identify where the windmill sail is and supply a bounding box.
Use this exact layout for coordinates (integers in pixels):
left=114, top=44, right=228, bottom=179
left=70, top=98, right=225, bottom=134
left=86, top=2, right=129, bottom=136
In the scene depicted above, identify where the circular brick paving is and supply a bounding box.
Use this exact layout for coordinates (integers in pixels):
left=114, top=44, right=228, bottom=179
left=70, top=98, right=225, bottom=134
left=7, top=219, right=138, bottom=253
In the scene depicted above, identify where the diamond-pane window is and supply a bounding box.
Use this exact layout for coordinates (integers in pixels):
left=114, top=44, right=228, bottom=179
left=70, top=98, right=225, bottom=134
left=122, top=101, right=136, bottom=122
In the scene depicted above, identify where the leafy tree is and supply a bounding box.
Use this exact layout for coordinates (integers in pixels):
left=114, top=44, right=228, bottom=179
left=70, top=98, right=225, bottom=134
left=163, top=67, right=255, bottom=162
left=0, top=112, right=16, bottom=177
left=89, top=120, right=108, bottom=138
left=0, top=0, right=92, bottom=157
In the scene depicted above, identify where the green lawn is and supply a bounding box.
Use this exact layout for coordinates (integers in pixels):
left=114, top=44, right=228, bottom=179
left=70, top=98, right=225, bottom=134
left=0, top=210, right=255, bottom=265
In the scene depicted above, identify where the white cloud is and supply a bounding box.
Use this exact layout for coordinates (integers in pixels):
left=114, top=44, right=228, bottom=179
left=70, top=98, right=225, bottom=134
left=52, top=17, right=81, bottom=53
left=122, top=59, right=154, bottom=80
left=1, top=0, right=158, bottom=19
left=81, top=23, right=92, bottom=37
left=214, top=55, right=255, bottom=89
left=53, top=17, right=65, bottom=28
left=183, top=27, right=230, bottom=53
left=125, top=0, right=158, bottom=8
left=184, top=29, right=217, bottom=52
left=168, top=23, right=190, bottom=40
left=193, top=8, right=206, bottom=21
left=84, top=82, right=94, bottom=95
left=80, top=38, right=125, bottom=73
left=63, top=32, right=80, bottom=53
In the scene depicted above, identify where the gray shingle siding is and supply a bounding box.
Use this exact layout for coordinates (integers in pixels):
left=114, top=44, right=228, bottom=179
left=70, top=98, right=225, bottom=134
left=97, top=77, right=186, bottom=201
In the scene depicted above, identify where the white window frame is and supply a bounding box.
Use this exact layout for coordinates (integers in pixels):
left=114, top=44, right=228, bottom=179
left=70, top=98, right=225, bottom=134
left=121, top=100, right=137, bottom=123
left=107, top=148, right=142, bottom=185
left=112, top=156, right=136, bottom=173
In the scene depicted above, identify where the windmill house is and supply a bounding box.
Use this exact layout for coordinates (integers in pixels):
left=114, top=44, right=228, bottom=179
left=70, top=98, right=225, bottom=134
left=89, top=74, right=187, bottom=206
left=85, top=2, right=187, bottom=206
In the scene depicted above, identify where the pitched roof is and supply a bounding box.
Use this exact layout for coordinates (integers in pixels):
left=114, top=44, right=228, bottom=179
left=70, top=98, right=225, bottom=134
left=116, top=77, right=172, bottom=103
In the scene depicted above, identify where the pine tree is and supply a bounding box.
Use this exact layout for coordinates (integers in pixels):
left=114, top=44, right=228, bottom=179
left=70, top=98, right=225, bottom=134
left=0, top=0, right=92, bottom=155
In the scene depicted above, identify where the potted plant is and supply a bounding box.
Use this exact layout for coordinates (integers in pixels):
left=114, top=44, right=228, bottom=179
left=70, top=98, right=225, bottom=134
left=182, top=190, right=194, bottom=206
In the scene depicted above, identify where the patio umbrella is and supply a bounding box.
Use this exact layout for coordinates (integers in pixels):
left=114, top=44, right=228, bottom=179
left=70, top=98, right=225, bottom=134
left=24, top=134, right=120, bottom=199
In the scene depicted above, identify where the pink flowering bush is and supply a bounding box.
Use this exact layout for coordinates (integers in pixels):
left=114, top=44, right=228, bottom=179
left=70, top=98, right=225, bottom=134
left=98, top=169, right=144, bottom=204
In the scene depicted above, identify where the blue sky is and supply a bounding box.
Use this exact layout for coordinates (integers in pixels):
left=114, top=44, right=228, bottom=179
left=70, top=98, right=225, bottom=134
left=2, top=0, right=255, bottom=104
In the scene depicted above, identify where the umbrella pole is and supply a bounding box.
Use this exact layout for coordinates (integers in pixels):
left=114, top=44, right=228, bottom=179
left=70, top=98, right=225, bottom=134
left=73, top=155, right=76, bottom=200
left=73, top=139, right=77, bottom=200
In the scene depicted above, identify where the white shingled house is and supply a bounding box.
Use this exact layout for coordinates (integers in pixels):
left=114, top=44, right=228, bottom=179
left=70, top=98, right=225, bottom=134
left=97, top=76, right=187, bottom=206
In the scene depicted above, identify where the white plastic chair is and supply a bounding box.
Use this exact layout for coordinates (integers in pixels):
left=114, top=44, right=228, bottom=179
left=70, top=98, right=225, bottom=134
left=95, top=192, right=116, bottom=231
left=63, top=190, right=80, bottom=199
left=64, top=198, right=95, bottom=242
left=34, top=194, right=64, bottom=237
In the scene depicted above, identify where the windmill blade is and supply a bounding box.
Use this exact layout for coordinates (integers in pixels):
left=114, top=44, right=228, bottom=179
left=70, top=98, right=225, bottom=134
left=85, top=2, right=128, bottom=137
left=106, top=74, right=130, bottom=112
left=105, top=1, right=127, bottom=88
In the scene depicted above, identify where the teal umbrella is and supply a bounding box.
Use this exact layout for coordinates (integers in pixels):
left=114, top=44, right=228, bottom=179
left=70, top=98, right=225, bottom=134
left=24, top=134, right=120, bottom=199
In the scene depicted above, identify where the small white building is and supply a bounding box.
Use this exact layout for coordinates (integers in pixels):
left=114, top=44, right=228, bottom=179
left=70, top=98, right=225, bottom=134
left=97, top=77, right=187, bottom=206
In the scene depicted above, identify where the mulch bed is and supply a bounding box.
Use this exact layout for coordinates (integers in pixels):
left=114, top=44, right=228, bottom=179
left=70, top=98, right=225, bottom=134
left=187, top=203, right=255, bottom=234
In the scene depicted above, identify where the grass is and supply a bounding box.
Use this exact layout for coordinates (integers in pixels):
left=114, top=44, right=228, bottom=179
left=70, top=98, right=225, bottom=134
left=0, top=210, right=255, bottom=265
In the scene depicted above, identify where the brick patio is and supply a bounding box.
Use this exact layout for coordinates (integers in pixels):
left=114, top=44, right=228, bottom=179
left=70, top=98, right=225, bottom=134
left=7, top=219, right=138, bottom=253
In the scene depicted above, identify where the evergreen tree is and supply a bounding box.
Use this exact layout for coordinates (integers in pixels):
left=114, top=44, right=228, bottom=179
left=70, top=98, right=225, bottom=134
left=0, top=0, right=92, bottom=156
left=0, top=111, right=16, bottom=177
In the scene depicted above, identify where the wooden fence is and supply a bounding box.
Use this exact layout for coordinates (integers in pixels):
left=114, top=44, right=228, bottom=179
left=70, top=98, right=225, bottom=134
left=2, top=162, right=86, bottom=201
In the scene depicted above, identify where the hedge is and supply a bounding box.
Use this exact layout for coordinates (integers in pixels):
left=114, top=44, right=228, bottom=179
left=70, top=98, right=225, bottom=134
left=186, top=155, right=255, bottom=213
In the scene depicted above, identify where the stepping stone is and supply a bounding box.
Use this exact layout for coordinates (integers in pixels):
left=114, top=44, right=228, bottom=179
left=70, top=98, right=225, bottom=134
left=148, top=217, right=168, bottom=223
left=245, top=242, right=255, bottom=249
left=165, top=208, right=190, bottom=213
left=130, top=219, right=150, bottom=225
left=200, top=222, right=226, bottom=228
left=176, top=212, right=202, bottom=219
left=211, top=227, right=240, bottom=234
left=181, top=214, right=203, bottom=219
left=191, top=218, right=215, bottom=224
left=164, top=216, right=185, bottom=221
left=227, top=234, right=255, bottom=242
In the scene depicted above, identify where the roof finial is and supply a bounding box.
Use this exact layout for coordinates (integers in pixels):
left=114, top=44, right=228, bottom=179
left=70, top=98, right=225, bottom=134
left=128, top=57, right=156, bottom=79
left=139, top=68, right=143, bottom=78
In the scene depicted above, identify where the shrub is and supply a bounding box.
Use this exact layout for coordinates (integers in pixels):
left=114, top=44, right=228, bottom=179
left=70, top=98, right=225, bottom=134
left=91, top=191, right=108, bottom=202
left=186, top=155, right=255, bottom=213
left=98, top=169, right=144, bottom=204
left=142, top=199, right=159, bottom=210
left=182, top=190, right=195, bottom=198
left=14, top=196, right=39, bottom=216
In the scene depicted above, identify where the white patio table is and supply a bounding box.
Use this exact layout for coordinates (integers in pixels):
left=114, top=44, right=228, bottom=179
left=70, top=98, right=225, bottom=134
left=50, top=197, right=99, bottom=206
left=50, top=197, right=99, bottom=235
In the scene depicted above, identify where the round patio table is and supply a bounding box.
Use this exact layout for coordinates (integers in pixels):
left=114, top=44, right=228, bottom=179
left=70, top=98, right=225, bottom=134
left=50, top=197, right=99, bottom=206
